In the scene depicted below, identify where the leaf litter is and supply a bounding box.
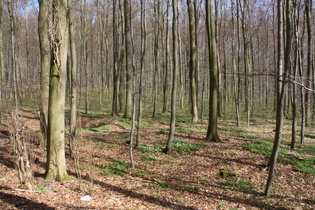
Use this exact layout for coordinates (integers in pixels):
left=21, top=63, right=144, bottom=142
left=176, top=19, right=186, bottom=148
left=0, top=110, right=314, bottom=209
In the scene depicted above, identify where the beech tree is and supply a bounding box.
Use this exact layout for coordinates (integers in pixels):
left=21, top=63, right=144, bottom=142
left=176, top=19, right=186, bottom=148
left=165, top=0, right=179, bottom=154
left=187, top=0, right=199, bottom=122
left=265, top=0, right=291, bottom=196
left=205, top=0, right=220, bottom=142
left=44, top=0, right=69, bottom=181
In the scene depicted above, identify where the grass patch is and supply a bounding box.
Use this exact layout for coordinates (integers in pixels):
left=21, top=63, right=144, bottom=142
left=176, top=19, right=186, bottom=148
left=98, top=160, right=128, bottom=176
left=220, top=180, right=253, bottom=191
left=173, top=140, right=205, bottom=154
left=184, top=186, right=201, bottom=193
left=141, top=154, right=158, bottom=161
left=90, top=126, right=110, bottom=132
left=236, top=133, right=260, bottom=139
left=176, top=127, right=193, bottom=134
left=98, top=142, right=118, bottom=149
left=305, top=133, right=315, bottom=139
left=156, top=180, right=174, bottom=189
left=245, top=140, right=315, bottom=175
left=137, top=145, right=163, bottom=153
left=142, top=121, right=154, bottom=127
left=115, top=117, right=131, bottom=129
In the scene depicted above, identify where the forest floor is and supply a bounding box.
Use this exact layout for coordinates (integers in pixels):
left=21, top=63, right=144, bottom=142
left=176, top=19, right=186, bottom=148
left=0, top=109, right=314, bottom=210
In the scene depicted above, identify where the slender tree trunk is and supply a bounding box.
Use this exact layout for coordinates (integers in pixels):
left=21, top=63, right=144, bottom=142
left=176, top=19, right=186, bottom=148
left=305, top=0, right=313, bottom=125
left=162, top=0, right=170, bottom=114
left=152, top=1, right=160, bottom=118
left=123, top=0, right=132, bottom=119
left=45, top=0, right=69, bottom=181
left=0, top=0, right=3, bottom=122
left=68, top=0, right=77, bottom=159
left=265, top=0, right=290, bottom=196
left=136, top=0, right=146, bottom=147
left=187, top=0, right=199, bottom=122
left=231, top=0, right=240, bottom=126
left=112, top=0, right=120, bottom=117
left=165, top=0, right=178, bottom=154
left=291, top=1, right=300, bottom=150
left=7, top=1, right=18, bottom=112
left=206, top=0, right=220, bottom=142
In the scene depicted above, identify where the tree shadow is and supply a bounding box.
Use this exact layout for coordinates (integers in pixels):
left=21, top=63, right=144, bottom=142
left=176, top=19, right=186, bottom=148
left=68, top=171, right=197, bottom=210
left=0, top=190, right=54, bottom=210
left=195, top=154, right=268, bottom=168
left=0, top=146, right=15, bottom=169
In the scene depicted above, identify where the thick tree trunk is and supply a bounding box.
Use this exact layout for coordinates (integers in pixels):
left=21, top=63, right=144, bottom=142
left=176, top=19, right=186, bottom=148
left=45, top=0, right=69, bottom=181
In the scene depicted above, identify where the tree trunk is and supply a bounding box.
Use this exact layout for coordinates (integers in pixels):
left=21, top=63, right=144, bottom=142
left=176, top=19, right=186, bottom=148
left=136, top=0, right=146, bottom=147
left=152, top=1, right=160, bottom=118
left=165, top=0, right=178, bottom=154
left=205, top=0, right=220, bottom=142
left=0, top=0, right=3, bottom=122
left=123, top=0, right=132, bottom=119
left=68, top=0, right=77, bottom=159
left=45, top=0, right=69, bottom=181
left=305, top=0, right=313, bottom=126
left=162, top=0, right=170, bottom=114
left=7, top=1, right=18, bottom=112
left=187, top=0, right=199, bottom=123
left=112, top=0, right=120, bottom=117
left=265, top=0, right=290, bottom=196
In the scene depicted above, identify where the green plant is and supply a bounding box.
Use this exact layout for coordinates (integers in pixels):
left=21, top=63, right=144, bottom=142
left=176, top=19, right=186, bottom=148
left=236, top=133, right=260, bottom=139
left=220, top=180, right=253, bottom=191
left=176, top=127, right=193, bottom=134
left=98, top=160, right=128, bottom=176
left=157, top=180, right=173, bottom=189
left=35, top=186, right=45, bottom=192
left=173, top=140, right=205, bottom=154
left=137, top=145, right=162, bottom=153
left=90, top=125, right=110, bottom=132
left=184, top=186, right=201, bottom=193
left=141, top=155, right=158, bottom=162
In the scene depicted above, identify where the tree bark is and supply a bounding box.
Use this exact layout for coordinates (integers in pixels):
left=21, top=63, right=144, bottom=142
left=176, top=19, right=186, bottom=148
left=265, top=0, right=290, bottom=196
left=45, top=0, right=69, bottom=181
left=187, top=0, right=199, bottom=123
left=205, top=0, right=220, bottom=142
left=68, top=0, right=77, bottom=159
left=136, top=0, right=147, bottom=147
left=0, top=0, right=4, bottom=122
left=123, top=0, right=132, bottom=119
left=165, top=0, right=178, bottom=154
